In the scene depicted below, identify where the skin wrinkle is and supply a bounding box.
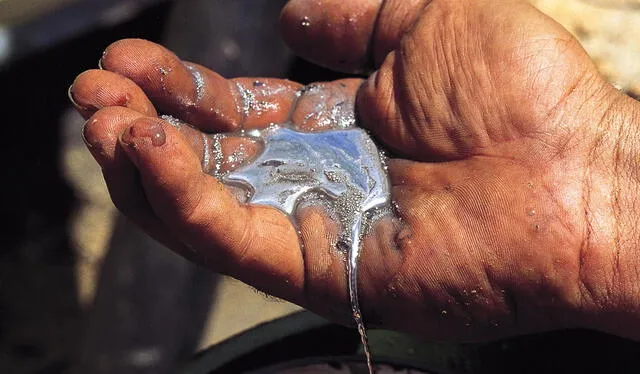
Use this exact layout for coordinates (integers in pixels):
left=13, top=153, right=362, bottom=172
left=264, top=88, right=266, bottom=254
left=404, top=195, right=476, bottom=329
left=393, top=46, right=442, bottom=160
left=297, top=212, right=312, bottom=308
left=454, top=183, right=504, bottom=304
left=358, top=53, right=398, bottom=154
left=359, top=222, right=404, bottom=324
left=534, top=44, right=592, bottom=126
left=473, top=227, right=506, bottom=321
left=575, top=97, right=633, bottom=318
left=479, top=21, right=514, bottom=141
left=227, top=206, right=264, bottom=274
left=578, top=193, right=598, bottom=311
left=628, top=197, right=640, bottom=310
left=578, top=209, right=602, bottom=310
left=365, top=219, right=406, bottom=324
left=416, top=152, right=568, bottom=330
left=426, top=17, right=459, bottom=142
left=371, top=0, right=430, bottom=67
left=297, top=206, right=335, bottom=316
left=402, top=5, right=492, bottom=159
left=175, top=178, right=221, bottom=242
left=532, top=177, right=578, bottom=236
left=465, top=158, right=578, bottom=326
left=579, top=94, right=626, bottom=312
left=475, top=80, right=511, bottom=148
left=367, top=63, right=399, bottom=146
left=607, top=99, right=640, bottom=310
left=364, top=0, right=385, bottom=71
left=397, top=38, right=428, bottom=152
left=385, top=54, right=412, bottom=155
left=521, top=34, right=570, bottom=67
left=617, top=111, right=640, bottom=309
left=450, top=14, right=485, bottom=144
left=176, top=170, right=207, bottom=229
left=612, top=111, right=624, bottom=294
left=577, top=91, right=616, bottom=165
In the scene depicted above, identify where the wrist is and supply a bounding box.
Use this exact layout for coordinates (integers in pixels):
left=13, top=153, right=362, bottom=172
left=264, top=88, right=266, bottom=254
left=579, top=90, right=640, bottom=339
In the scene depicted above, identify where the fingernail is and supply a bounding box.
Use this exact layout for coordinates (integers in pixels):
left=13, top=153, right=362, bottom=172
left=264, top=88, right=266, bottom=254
left=68, top=84, right=91, bottom=112
left=67, top=84, right=77, bottom=105
left=82, top=118, right=100, bottom=149
left=122, top=121, right=167, bottom=147
left=368, top=70, right=378, bottom=84
left=98, top=50, right=106, bottom=70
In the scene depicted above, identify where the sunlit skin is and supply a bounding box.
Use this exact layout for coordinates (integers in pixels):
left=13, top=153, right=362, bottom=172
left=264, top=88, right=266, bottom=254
left=70, top=0, right=640, bottom=341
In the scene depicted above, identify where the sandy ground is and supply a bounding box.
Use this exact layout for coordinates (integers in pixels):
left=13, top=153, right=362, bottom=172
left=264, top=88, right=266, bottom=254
left=532, top=0, right=640, bottom=97
left=59, top=0, right=640, bottom=358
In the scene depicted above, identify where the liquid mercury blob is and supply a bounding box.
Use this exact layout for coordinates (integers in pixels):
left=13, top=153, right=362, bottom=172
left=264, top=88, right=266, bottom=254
left=218, top=124, right=392, bottom=374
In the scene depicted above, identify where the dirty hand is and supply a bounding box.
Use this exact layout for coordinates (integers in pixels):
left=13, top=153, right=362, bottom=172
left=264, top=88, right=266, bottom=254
left=70, top=0, right=640, bottom=341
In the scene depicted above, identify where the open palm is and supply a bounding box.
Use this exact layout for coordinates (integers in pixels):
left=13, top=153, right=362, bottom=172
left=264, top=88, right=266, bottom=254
left=71, top=0, right=640, bottom=340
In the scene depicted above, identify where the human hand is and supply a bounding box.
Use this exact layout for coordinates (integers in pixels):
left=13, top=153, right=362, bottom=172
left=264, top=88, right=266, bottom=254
left=70, top=0, right=640, bottom=341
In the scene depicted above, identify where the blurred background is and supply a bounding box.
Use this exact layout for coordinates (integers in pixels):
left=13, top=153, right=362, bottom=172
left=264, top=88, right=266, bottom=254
left=0, top=0, right=639, bottom=373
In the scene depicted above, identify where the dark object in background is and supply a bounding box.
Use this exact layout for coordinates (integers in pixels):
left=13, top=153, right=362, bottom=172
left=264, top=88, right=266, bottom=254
left=0, top=3, right=172, bottom=374
left=183, top=310, right=640, bottom=374
left=74, top=217, right=214, bottom=374
left=164, top=0, right=291, bottom=77
left=0, top=0, right=167, bottom=68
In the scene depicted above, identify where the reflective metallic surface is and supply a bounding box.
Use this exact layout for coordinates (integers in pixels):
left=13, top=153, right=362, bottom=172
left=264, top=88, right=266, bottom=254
left=222, top=125, right=391, bottom=373
left=223, top=126, right=390, bottom=217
